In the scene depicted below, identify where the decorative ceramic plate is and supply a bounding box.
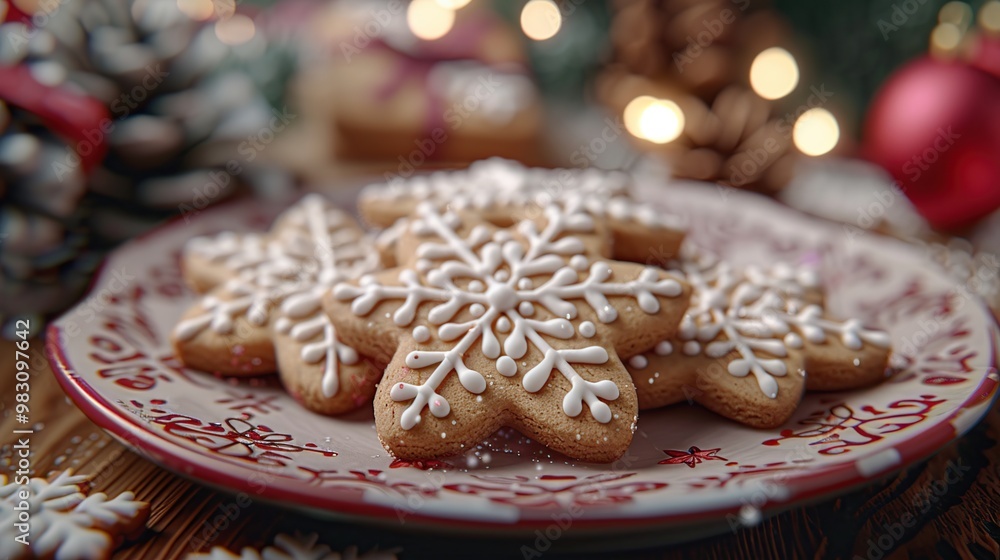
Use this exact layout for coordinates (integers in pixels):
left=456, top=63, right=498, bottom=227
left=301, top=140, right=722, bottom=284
left=46, top=180, right=999, bottom=541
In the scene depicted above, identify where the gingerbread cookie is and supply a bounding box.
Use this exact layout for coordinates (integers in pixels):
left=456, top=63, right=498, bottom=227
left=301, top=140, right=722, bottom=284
left=361, top=158, right=687, bottom=266
left=172, top=195, right=383, bottom=415
left=325, top=203, right=691, bottom=462
left=627, top=251, right=892, bottom=428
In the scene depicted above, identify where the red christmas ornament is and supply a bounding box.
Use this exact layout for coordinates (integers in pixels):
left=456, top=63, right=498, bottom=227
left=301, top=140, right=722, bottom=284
left=0, top=65, right=110, bottom=173
left=863, top=57, right=1000, bottom=231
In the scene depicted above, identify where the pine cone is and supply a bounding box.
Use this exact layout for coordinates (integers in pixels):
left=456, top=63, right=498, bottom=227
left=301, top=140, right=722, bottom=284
left=610, top=0, right=744, bottom=99
left=671, top=86, right=795, bottom=193
left=0, top=98, right=96, bottom=327
left=0, top=0, right=289, bottom=327
left=4, top=0, right=287, bottom=243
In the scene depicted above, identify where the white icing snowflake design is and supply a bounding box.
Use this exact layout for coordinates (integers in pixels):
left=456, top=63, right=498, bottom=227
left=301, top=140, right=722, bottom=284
left=365, top=157, right=686, bottom=230
left=174, top=195, right=380, bottom=396
left=335, top=204, right=684, bottom=429
left=642, top=253, right=891, bottom=398
left=0, top=470, right=149, bottom=560
left=185, top=533, right=399, bottom=560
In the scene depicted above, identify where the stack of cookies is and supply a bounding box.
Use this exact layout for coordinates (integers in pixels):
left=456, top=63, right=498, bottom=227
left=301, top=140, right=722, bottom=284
left=170, top=158, right=893, bottom=464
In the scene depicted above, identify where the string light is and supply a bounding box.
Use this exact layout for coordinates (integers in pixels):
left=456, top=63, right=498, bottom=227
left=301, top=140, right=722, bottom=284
left=434, top=0, right=471, bottom=9
left=793, top=108, right=839, bottom=157
left=624, top=96, right=685, bottom=145
left=749, top=47, right=799, bottom=100
left=215, top=14, right=256, bottom=45
left=407, top=0, right=456, bottom=40
left=176, top=0, right=214, bottom=20
left=521, top=0, right=562, bottom=41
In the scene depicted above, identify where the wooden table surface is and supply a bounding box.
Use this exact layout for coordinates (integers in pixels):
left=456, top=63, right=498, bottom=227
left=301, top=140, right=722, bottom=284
left=2, top=338, right=998, bottom=560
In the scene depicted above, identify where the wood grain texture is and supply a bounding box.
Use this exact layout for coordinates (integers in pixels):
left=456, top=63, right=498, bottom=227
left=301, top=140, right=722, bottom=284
left=1, top=338, right=997, bottom=560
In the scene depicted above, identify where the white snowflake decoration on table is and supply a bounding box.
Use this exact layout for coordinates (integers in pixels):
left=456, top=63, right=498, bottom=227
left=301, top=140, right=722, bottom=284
left=335, top=203, right=684, bottom=428
left=185, top=532, right=399, bottom=560
left=173, top=195, right=380, bottom=396
left=0, top=470, right=149, bottom=560
left=645, top=251, right=891, bottom=398
left=363, top=157, right=687, bottom=230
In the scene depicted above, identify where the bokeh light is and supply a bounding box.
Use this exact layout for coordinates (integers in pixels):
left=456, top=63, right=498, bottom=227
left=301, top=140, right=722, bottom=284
left=930, top=22, right=963, bottom=53
left=980, top=1, right=1000, bottom=33
left=793, top=108, right=840, bottom=156
left=434, top=0, right=471, bottom=9
left=938, top=1, right=973, bottom=31
left=408, top=0, right=456, bottom=41
left=212, top=0, right=236, bottom=19
left=521, top=0, right=562, bottom=41
left=176, top=0, right=214, bottom=20
left=749, top=47, right=799, bottom=100
left=215, top=14, right=256, bottom=45
left=624, top=96, right=685, bottom=145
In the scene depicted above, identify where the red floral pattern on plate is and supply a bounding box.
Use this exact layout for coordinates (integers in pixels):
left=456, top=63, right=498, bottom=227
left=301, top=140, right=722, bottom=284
left=443, top=473, right=666, bottom=509
left=762, top=395, right=946, bottom=455
left=659, top=447, right=727, bottom=468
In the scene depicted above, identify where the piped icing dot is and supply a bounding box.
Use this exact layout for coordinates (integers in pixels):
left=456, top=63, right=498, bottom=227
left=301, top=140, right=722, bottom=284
left=570, top=255, right=589, bottom=270
left=578, top=321, right=596, bottom=338
left=468, top=280, right=485, bottom=292
left=413, top=326, right=430, bottom=343
left=487, top=285, right=517, bottom=311
left=628, top=355, right=648, bottom=369
left=683, top=341, right=701, bottom=356
left=496, top=316, right=512, bottom=333
left=655, top=341, right=673, bottom=355
left=517, top=278, right=533, bottom=290
left=470, top=303, right=486, bottom=317
left=518, top=301, right=534, bottom=316
left=784, top=332, right=803, bottom=348
left=496, top=356, right=517, bottom=376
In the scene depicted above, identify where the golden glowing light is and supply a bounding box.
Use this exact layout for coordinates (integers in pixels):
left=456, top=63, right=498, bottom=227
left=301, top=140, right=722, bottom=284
left=176, top=0, right=213, bottom=20
left=434, top=0, right=471, bottom=9
left=407, top=0, right=456, bottom=40
left=793, top=108, right=840, bottom=157
left=624, top=96, right=685, bottom=145
left=938, top=1, right=973, bottom=30
left=749, top=47, right=799, bottom=100
left=520, top=0, right=562, bottom=41
left=980, top=1, right=1000, bottom=33
left=931, top=22, right=963, bottom=52
left=215, top=14, right=256, bottom=45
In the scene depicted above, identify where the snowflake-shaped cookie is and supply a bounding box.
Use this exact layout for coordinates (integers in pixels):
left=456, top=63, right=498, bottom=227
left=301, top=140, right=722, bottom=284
left=0, top=470, right=149, bottom=560
left=185, top=533, right=398, bottom=560
left=359, top=158, right=687, bottom=266
left=326, top=203, right=690, bottom=462
left=628, top=251, right=892, bottom=428
left=172, top=195, right=382, bottom=415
